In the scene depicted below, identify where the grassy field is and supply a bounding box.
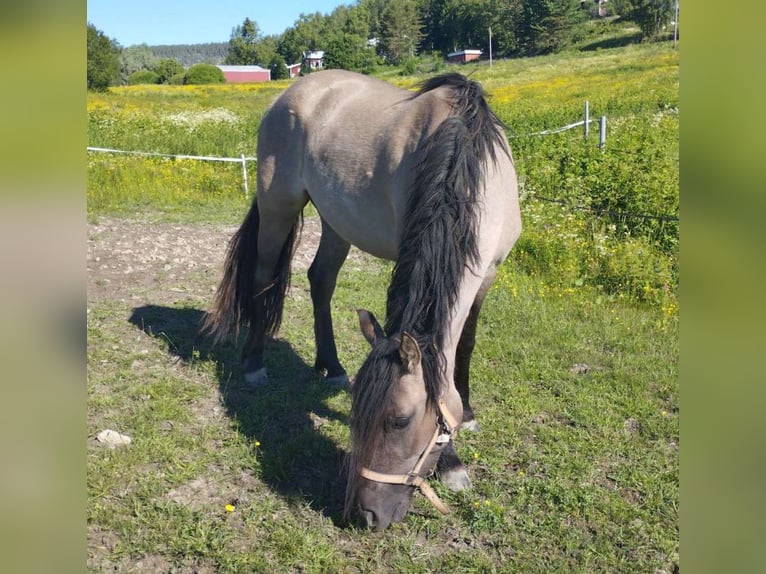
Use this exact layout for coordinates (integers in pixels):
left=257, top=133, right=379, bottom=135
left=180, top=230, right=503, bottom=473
left=87, top=33, right=678, bottom=573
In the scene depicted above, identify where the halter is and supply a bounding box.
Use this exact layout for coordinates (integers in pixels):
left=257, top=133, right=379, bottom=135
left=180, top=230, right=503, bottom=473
left=359, top=398, right=462, bottom=515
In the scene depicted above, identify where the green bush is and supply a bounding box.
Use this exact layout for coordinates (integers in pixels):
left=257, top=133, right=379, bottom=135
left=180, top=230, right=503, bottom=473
left=590, top=235, right=674, bottom=304
left=153, top=58, right=184, bottom=84
left=168, top=72, right=185, bottom=85
left=184, top=63, right=225, bottom=85
left=513, top=111, right=679, bottom=257
left=512, top=200, right=676, bottom=306
left=400, top=57, right=418, bottom=76
left=269, top=55, right=289, bottom=80
left=127, top=70, right=160, bottom=85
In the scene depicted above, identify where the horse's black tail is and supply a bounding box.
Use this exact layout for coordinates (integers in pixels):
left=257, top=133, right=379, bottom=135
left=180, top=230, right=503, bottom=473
left=202, top=201, right=300, bottom=344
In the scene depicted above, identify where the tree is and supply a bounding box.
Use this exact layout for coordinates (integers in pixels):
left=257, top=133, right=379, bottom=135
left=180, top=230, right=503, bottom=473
left=516, top=0, right=584, bottom=55
left=268, top=54, right=289, bottom=80
left=184, top=63, right=225, bottom=84
left=120, top=44, right=157, bottom=85
left=486, top=0, right=521, bottom=57
left=278, top=12, right=329, bottom=65
left=359, top=0, right=387, bottom=40
left=225, top=18, right=261, bottom=64
left=255, top=35, right=281, bottom=69
left=87, top=23, right=121, bottom=90
left=625, top=0, right=674, bottom=39
left=321, top=4, right=378, bottom=72
left=324, top=33, right=378, bottom=72
left=379, top=0, right=423, bottom=65
left=152, top=58, right=184, bottom=84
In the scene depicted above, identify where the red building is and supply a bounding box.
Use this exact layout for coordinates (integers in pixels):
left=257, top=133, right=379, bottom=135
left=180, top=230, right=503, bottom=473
left=287, top=63, right=302, bottom=79
left=447, top=49, right=483, bottom=64
left=216, top=65, right=271, bottom=83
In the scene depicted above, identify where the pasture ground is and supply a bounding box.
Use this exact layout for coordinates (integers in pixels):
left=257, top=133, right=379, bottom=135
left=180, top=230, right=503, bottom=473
left=87, top=213, right=677, bottom=573
left=87, top=31, right=678, bottom=571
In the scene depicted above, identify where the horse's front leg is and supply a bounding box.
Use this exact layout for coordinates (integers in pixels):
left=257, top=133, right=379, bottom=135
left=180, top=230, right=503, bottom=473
left=454, top=269, right=497, bottom=431
left=308, top=219, right=351, bottom=387
left=437, top=440, right=472, bottom=491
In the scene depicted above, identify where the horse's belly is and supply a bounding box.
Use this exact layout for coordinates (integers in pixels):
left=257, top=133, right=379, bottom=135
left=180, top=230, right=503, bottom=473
left=313, top=193, right=399, bottom=261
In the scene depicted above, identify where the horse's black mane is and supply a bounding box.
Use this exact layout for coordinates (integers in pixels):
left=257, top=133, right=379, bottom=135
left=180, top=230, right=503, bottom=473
left=345, top=73, right=507, bottom=516
left=385, top=73, right=507, bottom=404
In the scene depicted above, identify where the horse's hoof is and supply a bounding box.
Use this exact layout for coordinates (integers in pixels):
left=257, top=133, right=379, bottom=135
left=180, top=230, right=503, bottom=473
left=244, top=367, right=269, bottom=389
left=325, top=372, right=351, bottom=389
left=440, top=467, right=472, bottom=492
left=460, top=419, right=481, bottom=432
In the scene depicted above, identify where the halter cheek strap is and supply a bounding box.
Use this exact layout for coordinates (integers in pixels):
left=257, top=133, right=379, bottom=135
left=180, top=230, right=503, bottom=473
left=359, top=398, right=461, bottom=515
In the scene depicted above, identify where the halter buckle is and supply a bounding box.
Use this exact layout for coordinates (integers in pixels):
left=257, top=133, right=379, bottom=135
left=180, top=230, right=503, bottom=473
left=404, top=471, right=422, bottom=486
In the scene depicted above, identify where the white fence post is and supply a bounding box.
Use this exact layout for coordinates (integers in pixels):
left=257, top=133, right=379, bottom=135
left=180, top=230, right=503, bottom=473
left=584, top=101, right=590, bottom=140
left=241, top=154, right=249, bottom=199
left=599, top=116, right=607, bottom=148
left=489, top=26, right=493, bottom=68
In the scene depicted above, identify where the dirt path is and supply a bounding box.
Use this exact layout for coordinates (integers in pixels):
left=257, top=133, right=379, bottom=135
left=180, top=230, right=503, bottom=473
left=87, top=215, right=372, bottom=308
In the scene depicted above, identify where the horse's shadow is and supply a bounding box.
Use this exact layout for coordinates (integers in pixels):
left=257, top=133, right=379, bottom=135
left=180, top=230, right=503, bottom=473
left=128, top=304, right=350, bottom=525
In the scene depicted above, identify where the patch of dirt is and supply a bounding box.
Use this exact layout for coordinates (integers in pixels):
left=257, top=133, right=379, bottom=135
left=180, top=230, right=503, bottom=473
left=87, top=525, right=120, bottom=570
left=166, top=475, right=230, bottom=511
left=87, top=214, right=375, bottom=571
left=623, top=417, right=642, bottom=436
left=87, top=217, right=234, bottom=306
left=164, top=469, right=262, bottom=514
left=87, top=215, right=371, bottom=308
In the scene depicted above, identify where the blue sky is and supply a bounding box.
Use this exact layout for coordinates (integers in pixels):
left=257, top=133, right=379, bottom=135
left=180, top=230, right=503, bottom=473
left=87, top=0, right=347, bottom=46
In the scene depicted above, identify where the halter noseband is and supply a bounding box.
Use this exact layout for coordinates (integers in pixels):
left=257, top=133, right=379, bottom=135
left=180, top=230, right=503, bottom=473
left=359, top=398, right=462, bottom=515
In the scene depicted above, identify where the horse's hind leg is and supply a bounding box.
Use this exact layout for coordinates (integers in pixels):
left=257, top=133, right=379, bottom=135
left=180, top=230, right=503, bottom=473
left=241, top=205, right=305, bottom=387
left=308, top=218, right=350, bottom=387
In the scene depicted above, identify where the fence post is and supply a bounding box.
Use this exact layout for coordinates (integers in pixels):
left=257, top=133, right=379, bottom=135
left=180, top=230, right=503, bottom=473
left=489, top=26, right=493, bottom=67
left=584, top=101, right=590, bottom=139
left=599, top=116, right=607, bottom=148
left=241, top=154, right=249, bottom=199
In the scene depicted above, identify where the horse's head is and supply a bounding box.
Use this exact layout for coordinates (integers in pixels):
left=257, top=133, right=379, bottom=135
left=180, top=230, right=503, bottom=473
left=345, top=310, right=462, bottom=530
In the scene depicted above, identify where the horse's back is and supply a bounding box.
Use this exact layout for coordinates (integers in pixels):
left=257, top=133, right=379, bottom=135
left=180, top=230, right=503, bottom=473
left=256, top=70, right=519, bottom=264
left=258, top=71, right=438, bottom=259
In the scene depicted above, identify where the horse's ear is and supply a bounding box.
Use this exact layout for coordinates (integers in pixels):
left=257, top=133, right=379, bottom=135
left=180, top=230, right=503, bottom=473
left=357, top=309, right=384, bottom=346
left=399, top=332, right=422, bottom=374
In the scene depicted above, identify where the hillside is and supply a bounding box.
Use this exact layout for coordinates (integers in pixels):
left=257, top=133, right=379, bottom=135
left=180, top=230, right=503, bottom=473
left=145, top=42, right=229, bottom=67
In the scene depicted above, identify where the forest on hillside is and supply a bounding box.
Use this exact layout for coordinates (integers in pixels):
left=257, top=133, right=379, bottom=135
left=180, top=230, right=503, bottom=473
left=147, top=43, right=229, bottom=67
left=89, top=0, right=677, bottom=89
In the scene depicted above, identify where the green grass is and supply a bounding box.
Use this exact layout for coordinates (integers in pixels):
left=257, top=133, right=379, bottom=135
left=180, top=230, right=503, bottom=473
left=88, top=39, right=678, bottom=302
left=88, top=257, right=677, bottom=572
left=88, top=31, right=678, bottom=572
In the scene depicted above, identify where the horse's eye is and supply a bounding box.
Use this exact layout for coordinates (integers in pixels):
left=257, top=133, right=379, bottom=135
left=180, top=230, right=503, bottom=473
left=388, top=416, right=410, bottom=430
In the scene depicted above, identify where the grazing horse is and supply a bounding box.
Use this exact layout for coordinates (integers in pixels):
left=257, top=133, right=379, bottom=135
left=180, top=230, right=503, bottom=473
left=204, top=70, right=521, bottom=530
